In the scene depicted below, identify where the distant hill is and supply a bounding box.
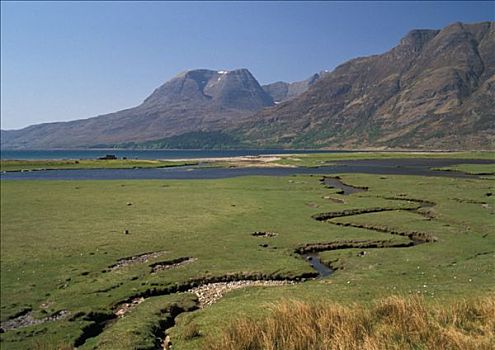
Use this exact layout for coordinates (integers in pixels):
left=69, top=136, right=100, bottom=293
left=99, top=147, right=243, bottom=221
left=1, top=69, right=273, bottom=149
left=2, top=21, right=494, bottom=150
left=262, top=73, right=323, bottom=103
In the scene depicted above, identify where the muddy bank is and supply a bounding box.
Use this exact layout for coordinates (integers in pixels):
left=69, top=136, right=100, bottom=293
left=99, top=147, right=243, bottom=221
left=159, top=302, right=199, bottom=350
left=114, top=297, right=145, bottom=317
left=150, top=257, right=196, bottom=273
left=373, top=196, right=436, bottom=219
left=330, top=222, right=436, bottom=243
left=108, top=276, right=303, bottom=349
left=295, top=239, right=414, bottom=255
left=113, top=271, right=317, bottom=317
left=452, top=197, right=488, bottom=204
left=190, top=280, right=296, bottom=308
left=73, top=312, right=117, bottom=348
left=381, top=196, right=435, bottom=207
left=0, top=310, right=68, bottom=332
left=108, top=251, right=167, bottom=271
left=312, top=196, right=435, bottom=221
left=320, top=176, right=368, bottom=195
left=312, top=207, right=401, bottom=221
left=252, top=231, right=278, bottom=237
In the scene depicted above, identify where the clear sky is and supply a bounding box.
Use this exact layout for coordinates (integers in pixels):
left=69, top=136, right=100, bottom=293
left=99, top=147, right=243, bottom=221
left=1, top=1, right=493, bottom=130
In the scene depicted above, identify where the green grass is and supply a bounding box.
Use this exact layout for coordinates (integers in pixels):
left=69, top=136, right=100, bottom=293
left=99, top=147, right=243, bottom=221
left=433, top=163, right=495, bottom=175
left=0, top=159, right=197, bottom=172
left=1, top=170, right=494, bottom=349
left=271, top=151, right=494, bottom=167
left=89, top=294, right=197, bottom=349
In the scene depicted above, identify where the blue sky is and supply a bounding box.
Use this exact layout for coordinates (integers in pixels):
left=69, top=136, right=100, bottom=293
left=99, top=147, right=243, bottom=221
left=1, top=1, right=493, bottom=130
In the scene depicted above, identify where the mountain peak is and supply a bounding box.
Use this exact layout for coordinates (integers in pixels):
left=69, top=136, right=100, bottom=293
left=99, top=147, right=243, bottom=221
left=142, top=68, right=272, bottom=110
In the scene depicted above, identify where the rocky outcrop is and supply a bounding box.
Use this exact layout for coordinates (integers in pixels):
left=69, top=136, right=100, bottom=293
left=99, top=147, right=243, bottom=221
left=189, top=280, right=295, bottom=308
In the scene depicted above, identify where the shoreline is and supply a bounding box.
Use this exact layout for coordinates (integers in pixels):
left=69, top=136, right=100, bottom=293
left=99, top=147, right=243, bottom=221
left=1, top=158, right=492, bottom=180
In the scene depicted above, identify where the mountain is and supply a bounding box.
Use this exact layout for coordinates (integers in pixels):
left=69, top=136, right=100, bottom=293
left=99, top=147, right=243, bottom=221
left=1, top=69, right=273, bottom=149
left=2, top=21, right=494, bottom=150
left=238, top=22, right=495, bottom=150
left=262, top=73, right=323, bottom=103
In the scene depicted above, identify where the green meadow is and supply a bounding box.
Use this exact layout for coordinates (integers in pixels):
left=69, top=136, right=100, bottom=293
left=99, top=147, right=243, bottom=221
left=0, top=159, right=197, bottom=172
left=0, top=160, right=494, bottom=348
left=433, top=163, right=495, bottom=175
left=270, top=151, right=495, bottom=167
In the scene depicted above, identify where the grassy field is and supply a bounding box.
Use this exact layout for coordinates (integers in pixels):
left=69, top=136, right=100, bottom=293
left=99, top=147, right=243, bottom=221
left=0, top=159, right=197, bottom=172
left=433, top=163, right=495, bottom=175
left=269, top=151, right=495, bottom=167
left=0, top=170, right=494, bottom=349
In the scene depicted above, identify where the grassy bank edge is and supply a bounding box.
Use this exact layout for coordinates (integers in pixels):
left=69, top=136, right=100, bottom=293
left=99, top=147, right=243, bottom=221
left=0, top=159, right=198, bottom=172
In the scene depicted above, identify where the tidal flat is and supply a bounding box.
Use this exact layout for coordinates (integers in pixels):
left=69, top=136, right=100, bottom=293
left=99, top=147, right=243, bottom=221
left=0, top=154, right=494, bottom=349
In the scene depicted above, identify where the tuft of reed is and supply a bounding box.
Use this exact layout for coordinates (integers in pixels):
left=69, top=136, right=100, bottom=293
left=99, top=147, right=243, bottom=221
left=182, top=321, right=202, bottom=340
left=203, top=295, right=495, bottom=350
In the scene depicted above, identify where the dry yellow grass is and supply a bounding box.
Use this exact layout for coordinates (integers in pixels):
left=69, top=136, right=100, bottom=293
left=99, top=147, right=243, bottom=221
left=204, top=295, right=495, bottom=350
left=32, top=341, right=73, bottom=350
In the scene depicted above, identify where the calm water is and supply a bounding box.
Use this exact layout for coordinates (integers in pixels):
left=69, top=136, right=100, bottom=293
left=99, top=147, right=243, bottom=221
left=0, top=149, right=354, bottom=160
left=2, top=158, right=492, bottom=181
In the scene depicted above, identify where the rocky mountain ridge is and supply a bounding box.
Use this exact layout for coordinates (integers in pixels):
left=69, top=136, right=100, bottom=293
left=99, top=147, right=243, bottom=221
left=238, top=21, right=495, bottom=149
left=2, top=21, right=493, bottom=150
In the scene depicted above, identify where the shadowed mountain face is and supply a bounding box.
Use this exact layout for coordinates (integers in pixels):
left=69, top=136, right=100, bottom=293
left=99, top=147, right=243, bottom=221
left=240, top=22, right=495, bottom=150
left=2, top=22, right=494, bottom=150
left=1, top=69, right=273, bottom=149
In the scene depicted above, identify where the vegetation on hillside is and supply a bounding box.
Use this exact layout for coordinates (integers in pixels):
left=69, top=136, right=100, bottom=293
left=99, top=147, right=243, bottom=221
left=119, top=131, right=245, bottom=150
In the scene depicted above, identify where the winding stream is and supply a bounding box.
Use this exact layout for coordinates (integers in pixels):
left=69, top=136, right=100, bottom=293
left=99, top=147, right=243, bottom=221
left=303, top=255, right=334, bottom=277
left=0, top=165, right=478, bottom=348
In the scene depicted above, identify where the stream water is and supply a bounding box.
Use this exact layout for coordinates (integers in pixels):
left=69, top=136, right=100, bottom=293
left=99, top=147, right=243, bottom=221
left=303, top=255, right=333, bottom=277
left=1, top=158, right=492, bottom=180
left=0, top=169, right=470, bottom=345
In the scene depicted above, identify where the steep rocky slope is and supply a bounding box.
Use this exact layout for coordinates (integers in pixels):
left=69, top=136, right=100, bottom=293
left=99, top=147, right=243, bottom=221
left=239, top=22, right=495, bottom=149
